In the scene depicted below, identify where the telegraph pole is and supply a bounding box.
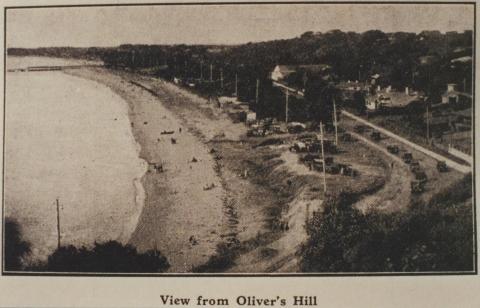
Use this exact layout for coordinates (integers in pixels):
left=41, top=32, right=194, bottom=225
left=220, top=69, right=224, bottom=90
left=210, top=64, right=213, bottom=82
left=426, top=103, right=430, bottom=144
left=235, top=73, right=238, bottom=97
left=320, top=122, right=327, bottom=193
left=56, top=198, right=61, bottom=249
left=285, top=89, right=289, bottom=124
left=255, top=79, right=260, bottom=106
left=184, top=60, right=187, bottom=79
left=333, top=98, right=338, bottom=146
left=200, top=61, right=203, bottom=80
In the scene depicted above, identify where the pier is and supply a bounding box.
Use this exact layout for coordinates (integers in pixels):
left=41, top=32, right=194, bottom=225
left=7, top=64, right=103, bottom=73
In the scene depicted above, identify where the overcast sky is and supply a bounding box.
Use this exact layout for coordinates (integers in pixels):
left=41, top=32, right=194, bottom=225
left=6, top=3, right=474, bottom=48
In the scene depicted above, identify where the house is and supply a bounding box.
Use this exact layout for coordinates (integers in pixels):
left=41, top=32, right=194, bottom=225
left=441, top=84, right=472, bottom=107
left=366, top=86, right=423, bottom=111
left=336, top=80, right=368, bottom=102
left=370, top=74, right=381, bottom=85
left=270, top=64, right=331, bottom=82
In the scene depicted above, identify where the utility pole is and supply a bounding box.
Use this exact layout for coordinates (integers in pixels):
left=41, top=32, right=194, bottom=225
left=235, top=73, right=238, bottom=97
left=56, top=198, right=61, bottom=249
left=184, top=60, right=187, bottom=79
left=200, top=61, right=203, bottom=80
left=210, top=64, right=213, bottom=82
left=285, top=89, right=289, bottom=124
left=255, top=79, right=259, bottom=106
left=319, top=122, right=327, bottom=194
left=426, top=103, right=430, bottom=144
left=333, top=98, right=338, bottom=146
left=220, top=69, right=224, bottom=90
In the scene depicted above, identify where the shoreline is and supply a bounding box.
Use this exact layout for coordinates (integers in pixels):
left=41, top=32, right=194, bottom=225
left=65, top=68, right=227, bottom=272
left=5, top=68, right=148, bottom=263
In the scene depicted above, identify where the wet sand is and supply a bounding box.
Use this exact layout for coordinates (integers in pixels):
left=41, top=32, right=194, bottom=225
left=66, top=68, right=227, bottom=272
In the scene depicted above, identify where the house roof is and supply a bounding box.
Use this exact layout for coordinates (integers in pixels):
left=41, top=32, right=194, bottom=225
left=443, top=90, right=473, bottom=99
left=336, top=81, right=365, bottom=89
left=275, top=64, right=330, bottom=75
left=451, top=56, right=472, bottom=64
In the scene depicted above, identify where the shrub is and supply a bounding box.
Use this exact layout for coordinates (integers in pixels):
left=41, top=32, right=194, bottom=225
left=4, top=218, right=31, bottom=271
left=41, top=241, right=169, bottom=273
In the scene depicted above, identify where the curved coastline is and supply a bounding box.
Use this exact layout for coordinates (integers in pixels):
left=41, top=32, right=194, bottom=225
left=5, top=64, right=148, bottom=263
left=65, top=67, right=226, bottom=272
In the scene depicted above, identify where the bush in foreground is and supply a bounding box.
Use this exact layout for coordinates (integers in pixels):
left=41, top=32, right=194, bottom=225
left=30, top=241, right=170, bottom=273
left=4, top=218, right=31, bottom=271
left=301, top=175, right=474, bottom=273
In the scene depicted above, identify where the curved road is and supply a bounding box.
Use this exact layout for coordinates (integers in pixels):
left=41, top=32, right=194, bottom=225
left=341, top=110, right=472, bottom=174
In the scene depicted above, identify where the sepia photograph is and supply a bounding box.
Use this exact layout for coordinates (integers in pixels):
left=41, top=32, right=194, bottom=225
left=2, top=2, right=476, bottom=275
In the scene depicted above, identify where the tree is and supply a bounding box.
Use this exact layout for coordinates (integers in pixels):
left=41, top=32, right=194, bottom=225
left=305, top=78, right=340, bottom=125
left=4, top=218, right=31, bottom=271
left=301, top=175, right=474, bottom=273
left=42, top=241, right=170, bottom=273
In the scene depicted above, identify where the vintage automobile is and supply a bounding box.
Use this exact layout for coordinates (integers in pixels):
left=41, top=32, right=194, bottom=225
left=437, top=161, right=449, bottom=172
left=402, top=152, right=413, bottom=164
left=387, top=145, right=399, bottom=154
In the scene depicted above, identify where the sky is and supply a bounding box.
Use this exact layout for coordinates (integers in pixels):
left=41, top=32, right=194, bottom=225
left=6, top=3, right=475, bottom=48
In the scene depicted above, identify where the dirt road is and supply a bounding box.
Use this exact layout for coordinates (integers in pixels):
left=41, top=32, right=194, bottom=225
left=342, top=110, right=472, bottom=173
left=347, top=131, right=412, bottom=212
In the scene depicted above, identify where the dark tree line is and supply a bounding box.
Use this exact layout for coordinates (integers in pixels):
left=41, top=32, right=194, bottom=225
left=4, top=217, right=170, bottom=273
left=8, top=29, right=473, bottom=121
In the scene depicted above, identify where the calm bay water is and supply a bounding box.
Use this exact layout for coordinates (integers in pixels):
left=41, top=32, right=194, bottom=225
left=5, top=57, right=147, bottom=263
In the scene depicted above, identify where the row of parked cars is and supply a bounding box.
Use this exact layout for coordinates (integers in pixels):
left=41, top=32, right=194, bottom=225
left=289, top=134, right=358, bottom=177
left=354, top=124, right=449, bottom=194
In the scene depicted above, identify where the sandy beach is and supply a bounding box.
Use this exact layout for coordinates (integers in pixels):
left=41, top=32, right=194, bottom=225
left=65, top=67, right=406, bottom=273
left=67, top=68, right=228, bottom=272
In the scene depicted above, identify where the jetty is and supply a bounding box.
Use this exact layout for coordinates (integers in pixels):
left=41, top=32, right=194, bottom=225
left=7, top=64, right=103, bottom=73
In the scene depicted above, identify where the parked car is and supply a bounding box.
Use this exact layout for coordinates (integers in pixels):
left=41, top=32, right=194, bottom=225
left=413, top=170, right=428, bottom=184
left=287, top=122, right=306, bottom=134
left=370, top=131, right=381, bottom=141
left=402, top=152, right=413, bottom=164
left=289, top=141, right=307, bottom=152
left=437, top=161, right=449, bottom=172
left=338, top=163, right=358, bottom=177
left=342, top=133, right=354, bottom=142
left=387, top=145, right=399, bottom=154
left=409, top=160, right=421, bottom=172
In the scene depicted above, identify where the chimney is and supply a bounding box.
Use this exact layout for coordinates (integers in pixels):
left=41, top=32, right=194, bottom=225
left=405, top=87, right=409, bottom=95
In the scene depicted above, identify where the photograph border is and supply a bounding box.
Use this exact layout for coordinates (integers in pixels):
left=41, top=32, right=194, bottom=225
left=2, top=0, right=477, bottom=277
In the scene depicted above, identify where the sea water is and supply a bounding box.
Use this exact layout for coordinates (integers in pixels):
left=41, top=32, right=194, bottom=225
left=4, top=57, right=147, bottom=264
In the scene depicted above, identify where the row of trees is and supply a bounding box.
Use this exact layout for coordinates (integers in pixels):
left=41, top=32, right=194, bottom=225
left=8, top=29, right=473, bottom=122
left=98, top=29, right=471, bottom=121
